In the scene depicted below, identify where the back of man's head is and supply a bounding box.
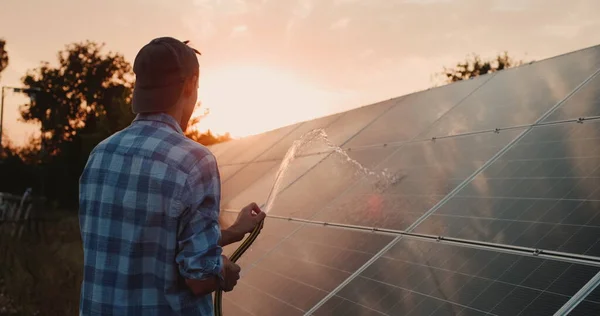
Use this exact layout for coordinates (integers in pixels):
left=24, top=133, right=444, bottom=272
left=131, top=37, right=200, bottom=114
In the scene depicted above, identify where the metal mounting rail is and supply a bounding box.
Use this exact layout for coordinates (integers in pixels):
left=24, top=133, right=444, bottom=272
left=221, top=209, right=600, bottom=268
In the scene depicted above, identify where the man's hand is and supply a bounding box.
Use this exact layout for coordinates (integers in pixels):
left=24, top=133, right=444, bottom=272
left=232, top=202, right=266, bottom=235
left=219, top=202, right=266, bottom=246
left=220, top=256, right=241, bottom=292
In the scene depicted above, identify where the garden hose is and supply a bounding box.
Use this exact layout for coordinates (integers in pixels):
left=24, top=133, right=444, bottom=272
left=214, top=219, right=264, bottom=316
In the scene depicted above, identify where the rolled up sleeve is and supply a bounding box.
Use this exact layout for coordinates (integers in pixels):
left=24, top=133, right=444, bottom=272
left=176, top=154, right=223, bottom=280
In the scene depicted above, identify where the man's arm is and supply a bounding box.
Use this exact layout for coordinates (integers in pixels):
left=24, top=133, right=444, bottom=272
left=184, top=256, right=240, bottom=296
left=220, top=226, right=244, bottom=247
left=176, top=154, right=228, bottom=296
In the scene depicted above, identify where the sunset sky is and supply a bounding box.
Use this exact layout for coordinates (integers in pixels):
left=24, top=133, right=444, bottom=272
left=1, top=0, right=600, bottom=146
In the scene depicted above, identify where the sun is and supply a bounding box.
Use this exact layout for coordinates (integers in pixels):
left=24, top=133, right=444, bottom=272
left=194, top=65, right=335, bottom=138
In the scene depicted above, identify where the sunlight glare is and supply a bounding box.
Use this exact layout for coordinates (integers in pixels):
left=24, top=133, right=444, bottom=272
left=195, top=65, right=336, bottom=138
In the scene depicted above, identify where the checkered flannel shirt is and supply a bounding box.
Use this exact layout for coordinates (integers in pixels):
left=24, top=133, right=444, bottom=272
left=79, top=113, right=223, bottom=315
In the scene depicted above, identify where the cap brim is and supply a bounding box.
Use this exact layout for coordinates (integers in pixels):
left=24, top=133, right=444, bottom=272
left=131, top=82, right=183, bottom=114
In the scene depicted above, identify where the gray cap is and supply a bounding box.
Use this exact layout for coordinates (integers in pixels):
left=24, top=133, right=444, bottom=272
left=131, top=37, right=201, bottom=114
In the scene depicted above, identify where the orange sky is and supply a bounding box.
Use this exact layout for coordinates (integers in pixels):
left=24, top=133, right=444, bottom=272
left=1, top=0, right=600, bottom=146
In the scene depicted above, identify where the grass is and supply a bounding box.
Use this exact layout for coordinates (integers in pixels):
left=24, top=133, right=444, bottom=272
left=0, top=210, right=239, bottom=315
left=0, top=212, right=82, bottom=315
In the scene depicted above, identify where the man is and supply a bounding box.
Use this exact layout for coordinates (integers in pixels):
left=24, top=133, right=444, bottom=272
left=78, top=37, right=265, bottom=315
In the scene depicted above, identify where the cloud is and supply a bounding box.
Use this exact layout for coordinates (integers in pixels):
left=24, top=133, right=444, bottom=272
left=542, top=19, right=598, bottom=39
left=490, top=0, right=531, bottom=11
left=403, top=0, right=454, bottom=4
left=285, top=0, right=315, bottom=45
left=230, top=24, right=249, bottom=36
left=330, top=17, right=350, bottom=30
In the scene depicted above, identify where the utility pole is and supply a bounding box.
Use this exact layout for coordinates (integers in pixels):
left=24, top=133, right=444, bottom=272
left=0, top=86, right=41, bottom=151
left=1, top=86, right=6, bottom=150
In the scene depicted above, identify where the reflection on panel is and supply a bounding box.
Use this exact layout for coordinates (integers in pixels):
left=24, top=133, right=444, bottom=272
left=415, top=121, right=600, bottom=255
left=222, top=222, right=394, bottom=315
left=230, top=123, right=302, bottom=164
left=345, top=76, right=487, bottom=149
left=221, top=161, right=279, bottom=204
left=313, top=130, right=521, bottom=230
left=422, top=45, right=600, bottom=138
left=208, top=139, right=236, bottom=162
left=303, top=98, right=400, bottom=155
left=216, top=123, right=299, bottom=165
left=255, top=113, right=343, bottom=162
left=218, top=164, right=246, bottom=183
left=268, top=144, right=400, bottom=219
left=223, top=154, right=328, bottom=210
left=314, top=238, right=600, bottom=316
left=543, top=71, right=600, bottom=122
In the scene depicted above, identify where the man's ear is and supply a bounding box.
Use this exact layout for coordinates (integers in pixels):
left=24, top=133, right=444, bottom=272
left=183, top=75, right=198, bottom=96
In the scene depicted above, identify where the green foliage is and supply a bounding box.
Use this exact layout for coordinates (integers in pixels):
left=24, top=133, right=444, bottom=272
left=5, top=40, right=230, bottom=207
left=0, top=38, right=8, bottom=78
left=19, top=41, right=134, bottom=155
left=186, top=128, right=232, bottom=146
left=438, top=52, right=526, bottom=84
left=184, top=117, right=232, bottom=146
left=0, top=142, right=39, bottom=196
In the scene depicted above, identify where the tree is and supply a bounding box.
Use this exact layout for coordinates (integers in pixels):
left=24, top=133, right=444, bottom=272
left=184, top=115, right=232, bottom=146
left=15, top=40, right=232, bottom=206
left=0, top=38, right=8, bottom=79
left=16, top=41, right=134, bottom=206
left=437, top=52, right=526, bottom=84
left=19, top=41, right=134, bottom=156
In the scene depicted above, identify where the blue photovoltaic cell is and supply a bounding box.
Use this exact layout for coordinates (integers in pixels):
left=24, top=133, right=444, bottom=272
left=301, top=97, right=400, bottom=155
left=422, top=45, right=600, bottom=138
left=267, top=143, right=403, bottom=219
left=543, top=71, right=600, bottom=122
left=313, top=130, right=521, bottom=230
left=414, top=120, right=600, bottom=256
left=222, top=154, right=327, bottom=210
left=312, top=238, right=600, bottom=316
left=220, top=161, right=279, bottom=205
left=344, top=75, right=488, bottom=149
left=215, top=123, right=298, bottom=165
left=254, top=113, right=343, bottom=162
left=221, top=219, right=394, bottom=315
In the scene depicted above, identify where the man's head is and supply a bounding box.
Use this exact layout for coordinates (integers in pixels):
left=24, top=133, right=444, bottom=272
left=132, top=37, right=201, bottom=131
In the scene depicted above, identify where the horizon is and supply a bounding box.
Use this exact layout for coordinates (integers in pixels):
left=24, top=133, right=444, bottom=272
left=1, top=0, right=600, bottom=146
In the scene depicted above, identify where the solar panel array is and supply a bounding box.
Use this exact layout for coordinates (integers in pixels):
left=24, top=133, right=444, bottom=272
left=209, top=44, right=600, bottom=315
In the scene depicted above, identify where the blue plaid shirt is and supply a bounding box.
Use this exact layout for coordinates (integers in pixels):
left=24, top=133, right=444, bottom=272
left=79, top=113, right=223, bottom=315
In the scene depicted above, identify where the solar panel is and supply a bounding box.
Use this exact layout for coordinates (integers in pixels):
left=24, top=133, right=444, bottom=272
left=215, top=44, right=600, bottom=315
